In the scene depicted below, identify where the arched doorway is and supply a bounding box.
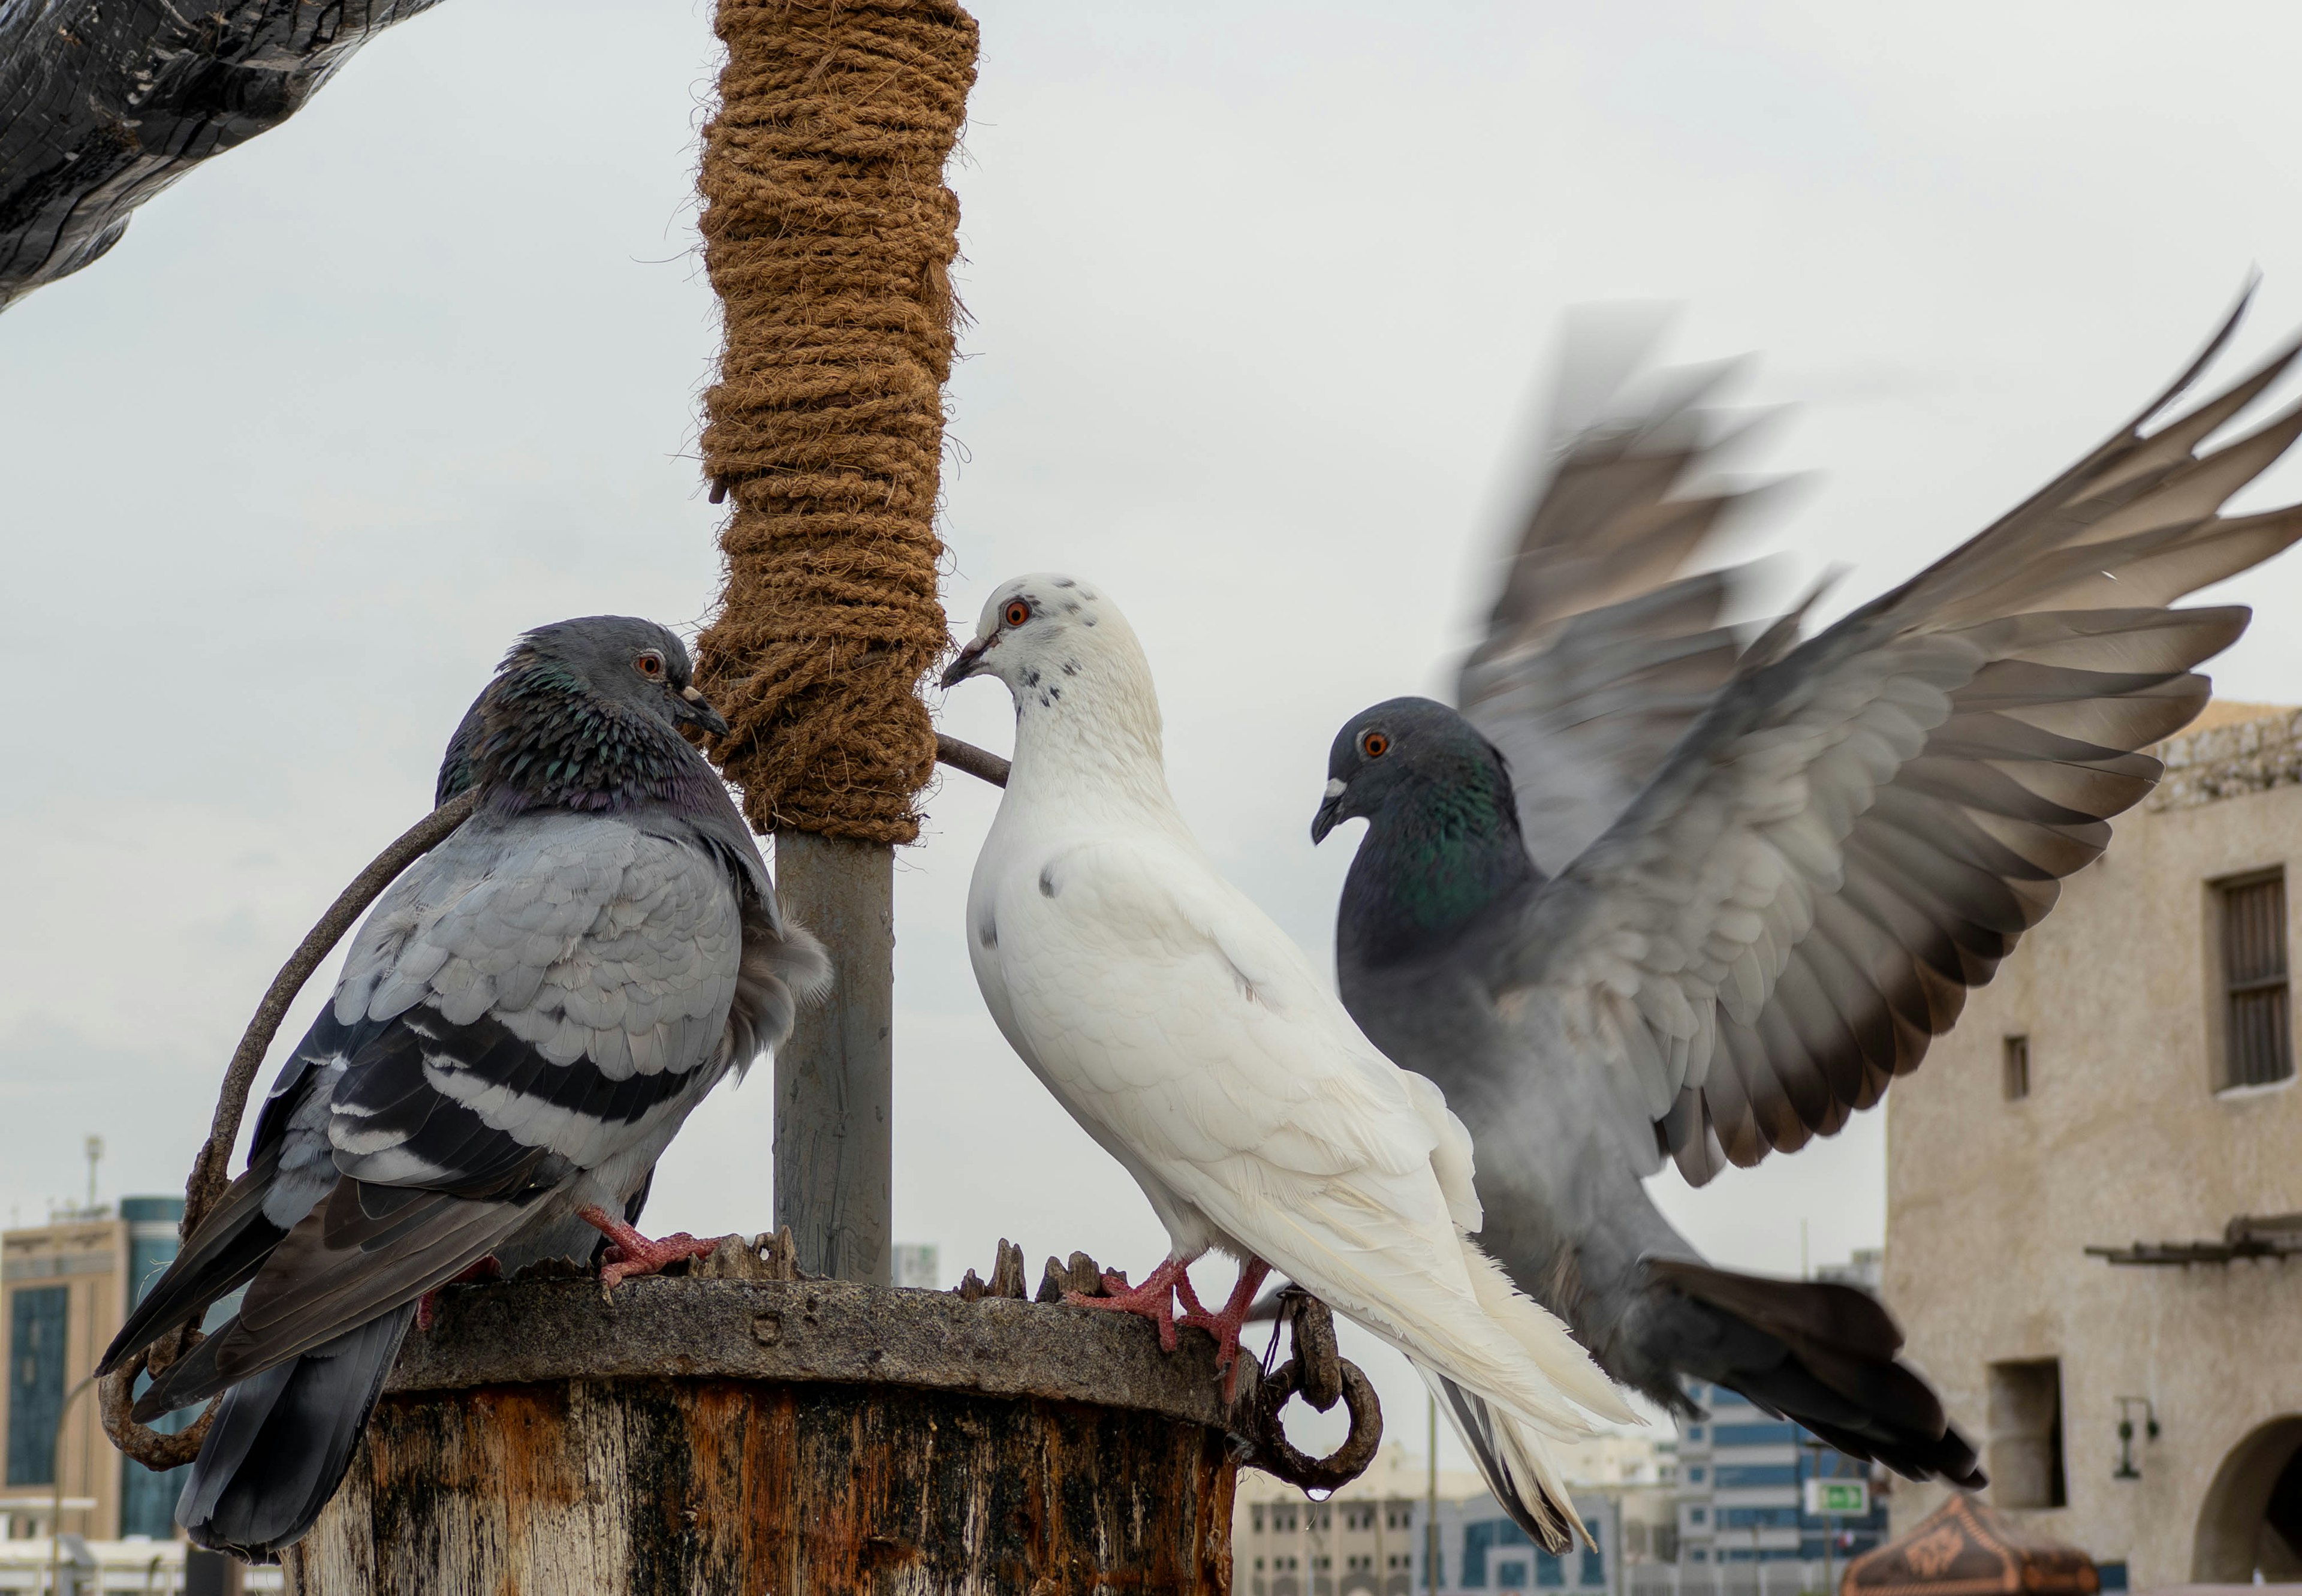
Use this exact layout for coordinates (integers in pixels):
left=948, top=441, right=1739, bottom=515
left=2193, top=1416, right=2302, bottom=1582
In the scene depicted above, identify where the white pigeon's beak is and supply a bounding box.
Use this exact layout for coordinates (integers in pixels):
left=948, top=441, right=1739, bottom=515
left=1310, top=776, right=1348, bottom=844
left=939, top=634, right=996, bottom=689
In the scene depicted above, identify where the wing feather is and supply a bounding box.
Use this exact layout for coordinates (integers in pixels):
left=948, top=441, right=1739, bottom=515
left=1492, top=303, right=2302, bottom=1180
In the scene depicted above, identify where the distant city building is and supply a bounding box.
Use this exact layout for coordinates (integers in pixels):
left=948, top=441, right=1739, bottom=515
left=1234, top=1437, right=1667, bottom=1595
left=1885, top=701, right=2302, bottom=1590
left=1, top=1194, right=240, bottom=1545
left=890, top=1243, right=940, bottom=1290
left=1670, top=1381, right=1887, bottom=1573
left=1813, top=1249, right=1882, bottom=1296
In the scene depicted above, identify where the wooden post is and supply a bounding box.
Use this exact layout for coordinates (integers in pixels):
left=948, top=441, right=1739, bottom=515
left=773, top=836, right=894, bottom=1284
left=692, top=0, right=977, bottom=1284
left=285, top=1268, right=1245, bottom=1594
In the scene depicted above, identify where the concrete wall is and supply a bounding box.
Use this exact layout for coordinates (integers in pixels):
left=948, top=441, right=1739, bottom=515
left=1884, top=709, right=2302, bottom=1588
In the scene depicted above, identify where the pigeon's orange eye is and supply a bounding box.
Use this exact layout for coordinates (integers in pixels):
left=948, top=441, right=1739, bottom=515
left=1360, top=730, right=1390, bottom=758
left=1003, top=598, right=1032, bottom=627
left=635, top=652, right=665, bottom=679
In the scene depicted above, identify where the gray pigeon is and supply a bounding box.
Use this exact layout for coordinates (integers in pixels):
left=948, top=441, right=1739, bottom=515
left=1312, top=299, right=2302, bottom=1509
left=100, top=616, right=828, bottom=1559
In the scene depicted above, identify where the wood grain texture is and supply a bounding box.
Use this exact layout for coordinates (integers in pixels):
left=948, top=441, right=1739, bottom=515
left=287, top=1377, right=1236, bottom=1595
left=0, top=0, right=445, bottom=312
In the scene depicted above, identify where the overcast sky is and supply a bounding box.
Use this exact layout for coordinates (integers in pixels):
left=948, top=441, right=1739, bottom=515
left=8, top=0, right=2302, bottom=1466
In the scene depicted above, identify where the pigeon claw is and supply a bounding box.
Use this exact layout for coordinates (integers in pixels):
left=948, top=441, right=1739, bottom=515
left=1063, top=1255, right=1192, bottom=1353
left=1177, top=1258, right=1272, bottom=1402
left=578, top=1204, right=722, bottom=1291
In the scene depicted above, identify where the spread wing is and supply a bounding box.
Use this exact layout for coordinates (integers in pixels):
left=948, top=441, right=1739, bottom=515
left=1498, top=296, right=2302, bottom=1184
left=137, top=811, right=749, bottom=1415
left=1459, top=315, right=1786, bottom=874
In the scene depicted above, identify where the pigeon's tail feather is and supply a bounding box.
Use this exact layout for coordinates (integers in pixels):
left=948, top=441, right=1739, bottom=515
left=100, top=1158, right=287, bottom=1375
left=1424, top=1367, right=1590, bottom=1553
left=1461, top=1239, right=1638, bottom=1428
left=178, top=1305, right=412, bottom=1562
left=1644, top=1258, right=1985, bottom=1488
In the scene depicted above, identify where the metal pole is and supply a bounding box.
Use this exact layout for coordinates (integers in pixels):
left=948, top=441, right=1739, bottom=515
left=1427, top=1394, right=1440, bottom=1593
left=773, top=834, right=893, bottom=1285
left=50, top=1373, right=95, bottom=1596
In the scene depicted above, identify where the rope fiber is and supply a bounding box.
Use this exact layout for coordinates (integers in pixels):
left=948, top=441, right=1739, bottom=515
left=696, top=0, right=979, bottom=844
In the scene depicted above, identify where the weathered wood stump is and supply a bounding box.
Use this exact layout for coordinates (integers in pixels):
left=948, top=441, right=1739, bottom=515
left=281, top=1268, right=1259, bottom=1594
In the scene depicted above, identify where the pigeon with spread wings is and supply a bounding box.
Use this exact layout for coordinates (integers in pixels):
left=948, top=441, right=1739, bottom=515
left=100, top=617, right=828, bottom=1559
left=1314, top=296, right=2302, bottom=1498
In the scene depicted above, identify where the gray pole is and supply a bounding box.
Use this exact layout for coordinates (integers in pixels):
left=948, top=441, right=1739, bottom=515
left=773, top=835, right=893, bottom=1285
left=1427, top=1395, right=1440, bottom=1593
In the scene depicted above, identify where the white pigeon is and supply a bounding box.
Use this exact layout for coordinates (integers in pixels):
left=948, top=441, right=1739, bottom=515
left=939, top=574, right=1636, bottom=1548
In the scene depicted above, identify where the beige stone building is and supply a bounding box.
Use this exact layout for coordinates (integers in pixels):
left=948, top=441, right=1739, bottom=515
left=1, top=1196, right=205, bottom=1543
left=1886, top=701, right=2302, bottom=1589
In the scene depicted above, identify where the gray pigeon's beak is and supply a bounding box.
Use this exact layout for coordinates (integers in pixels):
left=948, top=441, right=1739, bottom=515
left=1310, top=777, right=1347, bottom=844
left=939, top=634, right=995, bottom=689
left=674, top=683, right=731, bottom=737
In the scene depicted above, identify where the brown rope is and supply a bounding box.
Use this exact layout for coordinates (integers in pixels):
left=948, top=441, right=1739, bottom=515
left=694, top=0, right=978, bottom=845
left=100, top=788, right=481, bottom=1471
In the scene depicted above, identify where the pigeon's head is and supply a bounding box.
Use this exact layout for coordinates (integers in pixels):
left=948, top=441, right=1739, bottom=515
left=939, top=573, right=1143, bottom=706
left=1312, top=696, right=1520, bottom=845
left=497, top=616, right=728, bottom=738
left=468, top=617, right=735, bottom=812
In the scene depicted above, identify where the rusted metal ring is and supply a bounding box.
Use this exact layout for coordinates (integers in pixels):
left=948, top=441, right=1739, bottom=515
left=1239, top=1355, right=1384, bottom=1492
left=98, top=1332, right=215, bottom=1471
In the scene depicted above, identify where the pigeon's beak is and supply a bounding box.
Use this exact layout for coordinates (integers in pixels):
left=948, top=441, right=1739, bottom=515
left=1310, top=777, right=1348, bottom=844
left=939, top=634, right=995, bottom=689
left=674, top=683, right=731, bottom=738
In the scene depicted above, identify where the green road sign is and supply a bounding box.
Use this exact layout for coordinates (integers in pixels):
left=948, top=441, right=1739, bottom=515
left=1803, top=1479, right=1870, bottom=1516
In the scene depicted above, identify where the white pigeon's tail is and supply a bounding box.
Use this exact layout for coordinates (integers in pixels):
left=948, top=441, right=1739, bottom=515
left=1421, top=1365, right=1592, bottom=1552
left=1388, top=1236, right=1637, bottom=1552
left=1459, top=1239, right=1637, bottom=1428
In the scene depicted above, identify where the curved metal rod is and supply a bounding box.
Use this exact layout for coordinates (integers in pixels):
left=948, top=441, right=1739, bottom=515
left=104, top=785, right=482, bottom=1472
left=180, top=787, right=480, bottom=1230
left=935, top=732, right=1010, bottom=788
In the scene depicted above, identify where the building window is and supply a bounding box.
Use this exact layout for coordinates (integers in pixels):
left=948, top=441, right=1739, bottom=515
left=1581, top=1547, right=1606, bottom=1585
left=1687, top=1425, right=1704, bottom=1441
left=2003, top=1035, right=2030, bottom=1101
left=6, top=1286, right=69, bottom=1486
left=1690, top=1508, right=1707, bottom=1525
left=1987, top=1359, right=2068, bottom=1508
left=1688, top=1466, right=1705, bottom=1483
left=2219, top=869, right=2293, bottom=1089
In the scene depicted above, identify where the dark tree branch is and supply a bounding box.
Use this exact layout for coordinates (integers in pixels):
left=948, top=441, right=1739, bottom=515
left=935, top=732, right=1009, bottom=788
left=0, top=0, right=447, bottom=312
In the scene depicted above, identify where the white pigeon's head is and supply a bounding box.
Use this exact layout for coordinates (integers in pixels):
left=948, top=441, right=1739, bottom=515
left=939, top=573, right=1113, bottom=698
left=939, top=573, right=1165, bottom=765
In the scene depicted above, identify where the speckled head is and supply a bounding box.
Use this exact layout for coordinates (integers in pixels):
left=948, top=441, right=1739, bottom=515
left=939, top=573, right=1122, bottom=708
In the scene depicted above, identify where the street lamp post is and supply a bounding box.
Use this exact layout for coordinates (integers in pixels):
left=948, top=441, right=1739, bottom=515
left=51, top=1372, right=97, bottom=1596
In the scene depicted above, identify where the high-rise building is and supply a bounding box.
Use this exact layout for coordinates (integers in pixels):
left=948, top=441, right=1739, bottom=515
left=890, top=1242, right=940, bottom=1290
left=1233, top=1435, right=1670, bottom=1595
left=1671, top=1381, right=1887, bottom=1573
left=0, top=1194, right=237, bottom=1543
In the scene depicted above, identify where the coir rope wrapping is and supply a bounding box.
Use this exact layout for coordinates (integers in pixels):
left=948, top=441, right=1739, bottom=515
left=696, top=0, right=978, bottom=844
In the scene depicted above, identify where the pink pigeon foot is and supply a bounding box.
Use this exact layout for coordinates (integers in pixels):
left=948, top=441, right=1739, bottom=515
left=1065, top=1255, right=1195, bottom=1352
left=1177, top=1258, right=1272, bottom=1399
left=416, top=1255, right=503, bottom=1333
left=578, top=1205, right=724, bottom=1290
